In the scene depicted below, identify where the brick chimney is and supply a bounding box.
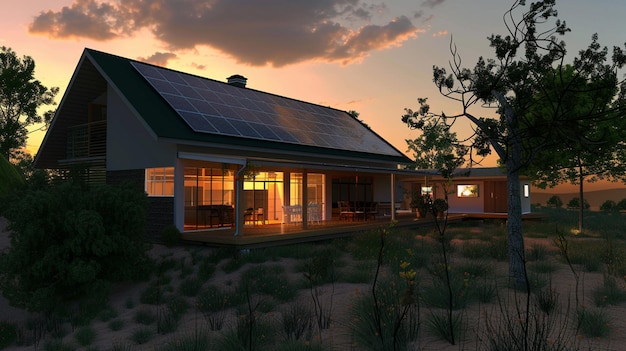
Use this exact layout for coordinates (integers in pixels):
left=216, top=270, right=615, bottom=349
left=226, top=74, right=247, bottom=88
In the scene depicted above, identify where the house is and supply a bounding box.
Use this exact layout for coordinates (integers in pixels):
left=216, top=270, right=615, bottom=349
left=34, top=48, right=417, bottom=240
left=34, top=49, right=532, bottom=243
left=402, top=167, right=532, bottom=216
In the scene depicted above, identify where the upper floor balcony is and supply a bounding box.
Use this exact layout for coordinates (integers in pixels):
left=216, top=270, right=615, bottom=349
left=66, top=120, right=107, bottom=160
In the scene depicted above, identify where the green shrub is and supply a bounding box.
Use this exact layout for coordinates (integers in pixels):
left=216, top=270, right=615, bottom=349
left=238, top=265, right=297, bottom=303
left=460, top=241, right=490, bottom=260
left=125, top=297, right=134, bottom=309
left=160, top=225, right=181, bottom=247
left=600, top=200, right=618, bottom=212
left=0, top=181, right=151, bottom=314
left=349, top=276, right=420, bottom=350
left=475, top=281, right=497, bottom=303
left=618, top=199, right=626, bottom=211
left=280, top=302, right=313, bottom=341
left=43, top=339, right=75, bottom=351
left=534, top=287, right=559, bottom=314
left=197, top=259, right=216, bottom=281
left=577, top=307, right=611, bottom=338
left=528, top=261, right=557, bottom=274
left=546, top=195, right=563, bottom=208
left=0, top=322, right=17, bottom=350
left=159, top=332, right=210, bottom=351
left=526, top=243, right=549, bottom=262
left=166, top=295, right=190, bottom=319
left=97, top=305, right=117, bottom=322
left=108, top=319, right=124, bottom=331
left=130, top=328, right=153, bottom=344
left=425, top=311, right=463, bottom=344
left=340, top=260, right=376, bottom=284
left=157, top=311, right=179, bottom=335
left=74, top=326, right=96, bottom=346
left=140, top=282, right=169, bottom=305
left=179, top=277, right=202, bottom=297
left=422, top=276, right=473, bottom=310
left=134, top=308, right=156, bottom=325
left=0, top=156, right=24, bottom=197
left=566, top=197, right=590, bottom=210
left=593, top=274, right=626, bottom=307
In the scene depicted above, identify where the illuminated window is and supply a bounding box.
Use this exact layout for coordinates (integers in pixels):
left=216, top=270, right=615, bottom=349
left=524, top=184, right=530, bottom=198
left=457, top=184, right=479, bottom=198
left=146, top=167, right=174, bottom=196
left=421, top=186, right=432, bottom=196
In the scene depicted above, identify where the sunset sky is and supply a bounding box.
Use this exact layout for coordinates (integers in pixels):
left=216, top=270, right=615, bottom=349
left=3, top=0, right=626, bottom=187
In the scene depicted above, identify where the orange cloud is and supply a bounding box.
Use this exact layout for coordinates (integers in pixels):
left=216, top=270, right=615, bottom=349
left=138, top=52, right=178, bottom=66
left=28, top=0, right=423, bottom=67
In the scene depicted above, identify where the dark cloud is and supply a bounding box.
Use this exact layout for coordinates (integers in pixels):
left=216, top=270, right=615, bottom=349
left=29, top=0, right=132, bottom=40
left=138, top=52, right=178, bottom=66
left=28, top=0, right=421, bottom=67
left=422, top=0, right=446, bottom=9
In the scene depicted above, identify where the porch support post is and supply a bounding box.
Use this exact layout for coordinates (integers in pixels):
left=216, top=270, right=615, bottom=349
left=174, top=158, right=185, bottom=232
left=390, top=173, right=396, bottom=221
left=234, top=163, right=247, bottom=236
left=302, top=171, right=308, bottom=229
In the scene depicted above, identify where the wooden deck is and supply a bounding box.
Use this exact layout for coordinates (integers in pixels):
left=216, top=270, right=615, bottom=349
left=181, top=213, right=447, bottom=248
left=179, top=211, right=544, bottom=248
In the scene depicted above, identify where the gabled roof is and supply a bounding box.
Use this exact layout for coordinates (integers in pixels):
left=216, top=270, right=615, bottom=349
left=36, top=48, right=410, bottom=168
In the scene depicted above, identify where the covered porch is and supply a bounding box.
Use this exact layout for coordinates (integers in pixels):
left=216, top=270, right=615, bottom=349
left=169, top=153, right=422, bottom=240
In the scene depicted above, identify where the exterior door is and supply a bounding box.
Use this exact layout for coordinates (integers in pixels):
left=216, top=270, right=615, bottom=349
left=484, top=181, right=508, bottom=213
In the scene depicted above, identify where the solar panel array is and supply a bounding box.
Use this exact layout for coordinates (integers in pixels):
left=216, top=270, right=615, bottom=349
left=131, top=61, right=401, bottom=156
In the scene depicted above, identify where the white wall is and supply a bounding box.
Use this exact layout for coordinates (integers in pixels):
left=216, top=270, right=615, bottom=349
left=106, top=85, right=177, bottom=170
left=447, top=181, right=485, bottom=214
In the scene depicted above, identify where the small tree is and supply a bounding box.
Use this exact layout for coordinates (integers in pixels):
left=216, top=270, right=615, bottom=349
left=600, top=200, right=617, bottom=213
left=0, top=179, right=152, bottom=315
left=526, top=64, right=626, bottom=232
left=0, top=47, right=58, bottom=160
left=566, top=197, right=590, bottom=210
left=546, top=195, right=563, bottom=208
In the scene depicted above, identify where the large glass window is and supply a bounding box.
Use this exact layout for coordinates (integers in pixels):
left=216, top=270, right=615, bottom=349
left=184, top=167, right=235, bottom=231
left=145, top=167, right=174, bottom=196
left=244, top=171, right=284, bottom=224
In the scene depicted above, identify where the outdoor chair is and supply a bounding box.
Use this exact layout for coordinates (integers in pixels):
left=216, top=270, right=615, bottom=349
left=338, top=201, right=355, bottom=221
left=308, top=203, right=321, bottom=224
left=367, top=202, right=378, bottom=220
left=354, top=202, right=366, bottom=221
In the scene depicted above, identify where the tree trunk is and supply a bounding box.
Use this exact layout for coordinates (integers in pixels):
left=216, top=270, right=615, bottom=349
left=506, top=159, right=527, bottom=289
left=577, top=156, right=584, bottom=233
left=492, top=91, right=527, bottom=289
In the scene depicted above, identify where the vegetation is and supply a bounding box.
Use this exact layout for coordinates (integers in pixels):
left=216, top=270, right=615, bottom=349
left=0, top=156, right=24, bottom=196
left=0, top=196, right=625, bottom=349
left=0, top=46, right=58, bottom=161
left=0, top=178, right=151, bottom=316
left=546, top=195, right=563, bottom=208
left=401, top=0, right=626, bottom=290
left=566, top=197, right=590, bottom=210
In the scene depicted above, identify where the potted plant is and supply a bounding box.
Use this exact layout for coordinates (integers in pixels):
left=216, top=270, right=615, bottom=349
left=410, top=192, right=430, bottom=219
left=432, top=198, right=448, bottom=218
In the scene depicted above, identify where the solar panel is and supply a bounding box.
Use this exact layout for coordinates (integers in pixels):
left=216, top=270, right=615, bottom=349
left=131, top=61, right=401, bottom=156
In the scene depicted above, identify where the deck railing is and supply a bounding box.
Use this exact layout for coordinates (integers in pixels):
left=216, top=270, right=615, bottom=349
left=66, top=120, right=107, bottom=159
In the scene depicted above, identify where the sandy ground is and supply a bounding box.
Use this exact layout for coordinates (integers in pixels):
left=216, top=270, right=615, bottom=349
left=1, top=218, right=626, bottom=350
